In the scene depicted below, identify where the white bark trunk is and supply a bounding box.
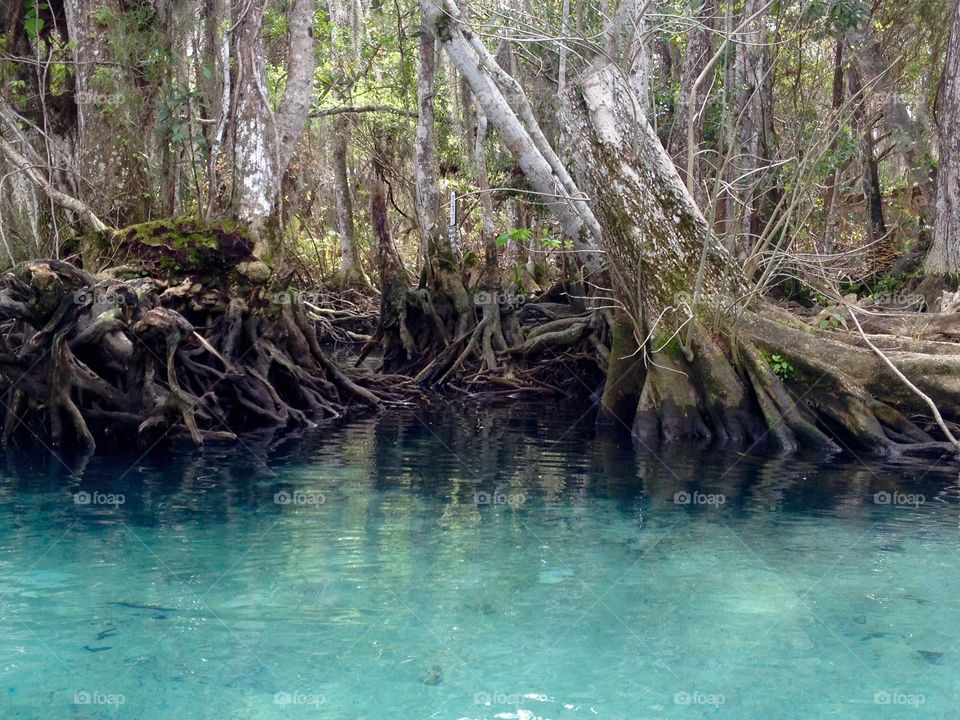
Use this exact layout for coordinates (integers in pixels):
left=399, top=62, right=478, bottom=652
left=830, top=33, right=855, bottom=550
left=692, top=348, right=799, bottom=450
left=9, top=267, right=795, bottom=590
left=275, top=0, right=317, bottom=178
left=415, top=24, right=442, bottom=257
left=419, top=0, right=603, bottom=272
left=924, top=0, right=960, bottom=276
left=231, top=0, right=278, bottom=231
left=564, top=62, right=743, bottom=330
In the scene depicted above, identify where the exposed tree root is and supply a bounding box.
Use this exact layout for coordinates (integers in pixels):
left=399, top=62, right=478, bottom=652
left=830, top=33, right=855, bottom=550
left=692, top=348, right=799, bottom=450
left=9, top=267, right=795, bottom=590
left=0, top=258, right=414, bottom=451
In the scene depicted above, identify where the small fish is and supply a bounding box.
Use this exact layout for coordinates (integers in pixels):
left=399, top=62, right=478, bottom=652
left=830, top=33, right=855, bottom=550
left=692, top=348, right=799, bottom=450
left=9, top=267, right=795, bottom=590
left=918, top=650, right=944, bottom=665
left=95, top=627, right=117, bottom=641
left=110, top=601, right=177, bottom=612
left=83, top=645, right=112, bottom=653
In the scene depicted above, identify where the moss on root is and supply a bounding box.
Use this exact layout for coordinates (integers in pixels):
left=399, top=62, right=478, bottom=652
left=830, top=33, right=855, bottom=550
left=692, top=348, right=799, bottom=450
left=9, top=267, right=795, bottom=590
left=83, top=217, right=256, bottom=284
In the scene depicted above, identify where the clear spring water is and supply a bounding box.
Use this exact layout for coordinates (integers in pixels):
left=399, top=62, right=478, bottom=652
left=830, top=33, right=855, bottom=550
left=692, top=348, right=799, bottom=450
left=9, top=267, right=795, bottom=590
left=1, top=403, right=959, bottom=719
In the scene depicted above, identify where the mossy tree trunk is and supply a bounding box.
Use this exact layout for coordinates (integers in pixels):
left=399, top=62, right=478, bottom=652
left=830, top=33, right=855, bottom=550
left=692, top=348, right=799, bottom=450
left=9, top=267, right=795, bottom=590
left=565, top=62, right=960, bottom=455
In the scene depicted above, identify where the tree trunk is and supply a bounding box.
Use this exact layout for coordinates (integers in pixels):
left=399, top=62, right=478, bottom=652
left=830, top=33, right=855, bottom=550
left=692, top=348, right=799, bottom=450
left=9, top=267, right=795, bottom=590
left=924, top=0, right=960, bottom=277
left=563, top=61, right=960, bottom=454
left=275, top=0, right=317, bottom=178
left=848, top=65, right=887, bottom=243
left=667, top=0, right=715, bottom=201
left=845, top=23, right=934, bottom=238
left=328, top=0, right=368, bottom=285
left=225, top=0, right=316, bottom=259
left=731, top=0, right=774, bottom=260
left=63, top=0, right=152, bottom=227
left=330, top=117, right=367, bottom=285
left=822, top=39, right=845, bottom=252
left=230, top=0, right=277, bottom=234
left=420, top=0, right=603, bottom=273
left=414, top=23, right=443, bottom=261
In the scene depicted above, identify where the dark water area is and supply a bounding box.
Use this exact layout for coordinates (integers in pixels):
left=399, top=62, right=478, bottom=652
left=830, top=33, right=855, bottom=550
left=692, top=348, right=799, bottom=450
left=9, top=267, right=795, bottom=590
left=1, top=401, right=958, bottom=718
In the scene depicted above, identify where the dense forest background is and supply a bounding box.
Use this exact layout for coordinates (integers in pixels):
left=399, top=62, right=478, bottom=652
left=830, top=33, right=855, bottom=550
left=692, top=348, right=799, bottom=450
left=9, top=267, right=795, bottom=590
left=0, top=0, right=955, bottom=291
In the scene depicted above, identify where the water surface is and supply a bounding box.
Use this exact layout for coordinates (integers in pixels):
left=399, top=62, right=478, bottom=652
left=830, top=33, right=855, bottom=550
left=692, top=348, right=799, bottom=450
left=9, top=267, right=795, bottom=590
left=1, top=404, right=958, bottom=718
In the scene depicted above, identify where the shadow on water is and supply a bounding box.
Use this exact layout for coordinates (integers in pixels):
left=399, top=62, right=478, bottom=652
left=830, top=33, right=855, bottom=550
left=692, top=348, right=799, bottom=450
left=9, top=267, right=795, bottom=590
left=0, top=399, right=957, bottom=525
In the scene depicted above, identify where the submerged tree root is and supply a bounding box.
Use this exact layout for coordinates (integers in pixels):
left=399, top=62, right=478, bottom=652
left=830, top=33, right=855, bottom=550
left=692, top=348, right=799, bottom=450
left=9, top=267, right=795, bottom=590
left=0, top=260, right=414, bottom=451
left=613, top=312, right=960, bottom=458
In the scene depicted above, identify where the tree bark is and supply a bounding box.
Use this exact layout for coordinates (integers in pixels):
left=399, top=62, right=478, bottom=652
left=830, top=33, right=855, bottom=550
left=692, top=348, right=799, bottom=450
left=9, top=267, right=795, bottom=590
left=328, top=0, right=368, bottom=285
left=275, top=0, right=317, bottom=178
left=924, top=0, right=960, bottom=277
left=62, top=0, right=151, bottom=225
left=414, top=23, right=443, bottom=261
left=822, top=39, right=845, bottom=252
left=563, top=61, right=960, bottom=454
left=848, top=65, right=887, bottom=243
left=225, top=0, right=317, bottom=258
left=419, top=0, right=603, bottom=273
left=845, top=22, right=934, bottom=237
left=229, top=0, right=278, bottom=233
left=667, top=0, right=716, bottom=203
left=731, top=0, right=774, bottom=259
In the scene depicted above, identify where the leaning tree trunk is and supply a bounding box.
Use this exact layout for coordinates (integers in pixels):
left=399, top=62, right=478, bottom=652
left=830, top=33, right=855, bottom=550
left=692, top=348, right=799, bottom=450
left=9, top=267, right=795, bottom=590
left=923, top=0, right=960, bottom=278
left=563, top=61, right=960, bottom=455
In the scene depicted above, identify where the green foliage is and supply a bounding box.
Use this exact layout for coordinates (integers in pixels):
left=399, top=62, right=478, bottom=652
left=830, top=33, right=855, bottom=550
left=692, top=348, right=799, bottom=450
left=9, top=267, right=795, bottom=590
left=769, top=354, right=796, bottom=380
left=92, top=5, right=116, bottom=27
left=495, top=228, right=532, bottom=248
left=797, top=0, right=871, bottom=36
left=23, top=0, right=47, bottom=39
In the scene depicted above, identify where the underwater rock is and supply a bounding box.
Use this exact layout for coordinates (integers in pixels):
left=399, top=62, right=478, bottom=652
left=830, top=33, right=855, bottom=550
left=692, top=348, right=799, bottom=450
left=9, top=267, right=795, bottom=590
left=421, top=666, right=443, bottom=685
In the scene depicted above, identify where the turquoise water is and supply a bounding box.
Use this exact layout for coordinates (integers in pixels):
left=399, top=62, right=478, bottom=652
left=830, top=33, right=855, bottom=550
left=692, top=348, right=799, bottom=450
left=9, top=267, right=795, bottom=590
left=1, top=404, right=959, bottom=719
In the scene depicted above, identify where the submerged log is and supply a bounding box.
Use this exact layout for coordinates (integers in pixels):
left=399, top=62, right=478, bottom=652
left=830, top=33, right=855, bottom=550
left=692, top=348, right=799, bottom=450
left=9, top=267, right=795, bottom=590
left=0, top=220, right=410, bottom=451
